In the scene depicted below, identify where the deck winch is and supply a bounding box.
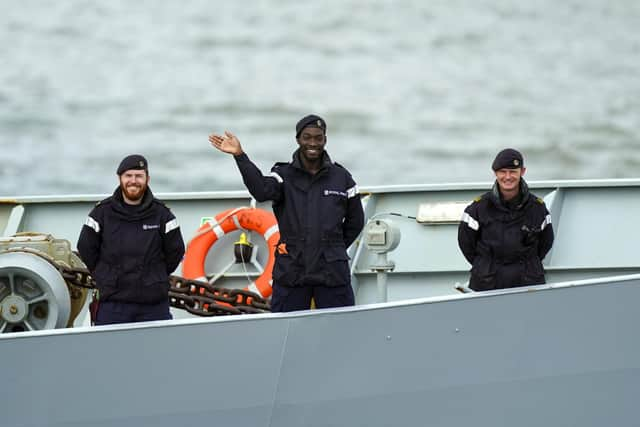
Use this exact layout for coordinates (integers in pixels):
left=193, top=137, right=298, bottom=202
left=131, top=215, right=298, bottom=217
left=0, top=233, right=88, bottom=333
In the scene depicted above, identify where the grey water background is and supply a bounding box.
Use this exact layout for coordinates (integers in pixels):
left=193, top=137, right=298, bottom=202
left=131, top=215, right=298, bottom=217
left=1, top=0, right=639, bottom=196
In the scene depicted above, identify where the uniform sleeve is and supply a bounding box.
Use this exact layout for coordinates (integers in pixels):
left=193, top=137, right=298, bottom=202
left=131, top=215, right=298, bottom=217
left=162, top=211, right=186, bottom=274
left=458, top=202, right=480, bottom=265
left=537, top=206, right=554, bottom=260
left=77, top=207, right=103, bottom=272
left=343, top=175, right=364, bottom=249
left=233, top=153, right=283, bottom=203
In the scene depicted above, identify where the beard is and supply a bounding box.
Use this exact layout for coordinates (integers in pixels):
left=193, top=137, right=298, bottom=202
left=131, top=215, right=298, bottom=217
left=120, top=180, right=148, bottom=202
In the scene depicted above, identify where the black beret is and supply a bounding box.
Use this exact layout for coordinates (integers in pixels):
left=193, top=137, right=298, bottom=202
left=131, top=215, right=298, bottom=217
left=117, top=154, right=148, bottom=175
left=492, top=148, right=523, bottom=171
left=296, top=114, right=326, bottom=137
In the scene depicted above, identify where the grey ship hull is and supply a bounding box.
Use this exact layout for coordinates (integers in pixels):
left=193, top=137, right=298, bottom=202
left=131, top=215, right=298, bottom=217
left=3, top=274, right=639, bottom=427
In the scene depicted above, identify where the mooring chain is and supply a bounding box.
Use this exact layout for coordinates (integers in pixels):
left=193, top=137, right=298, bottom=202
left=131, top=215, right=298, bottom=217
left=169, top=276, right=271, bottom=315
left=59, top=266, right=96, bottom=289
left=3, top=248, right=270, bottom=316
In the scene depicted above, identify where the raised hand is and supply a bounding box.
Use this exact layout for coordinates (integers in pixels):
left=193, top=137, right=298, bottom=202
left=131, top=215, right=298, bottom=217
left=209, top=131, right=243, bottom=156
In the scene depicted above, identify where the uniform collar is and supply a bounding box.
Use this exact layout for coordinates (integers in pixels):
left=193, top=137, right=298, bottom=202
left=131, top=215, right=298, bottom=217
left=112, top=186, right=155, bottom=217
left=490, top=178, right=530, bottom=210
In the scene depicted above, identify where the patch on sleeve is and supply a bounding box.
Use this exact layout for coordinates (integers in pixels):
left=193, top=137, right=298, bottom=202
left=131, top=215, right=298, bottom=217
left=540, top=214, right=552, bottom=230
left=165, top=218, right=179, bottom=234
left=268, top=171, right=284, bottom=183
left=460, top=212, right=480, bottom=231
left=84, top=216, right=100, bottom=233
left=346, top=185, right=359, bottom=199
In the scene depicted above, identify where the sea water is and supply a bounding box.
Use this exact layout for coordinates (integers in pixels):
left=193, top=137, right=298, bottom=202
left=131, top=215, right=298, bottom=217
left=1, top=0, right=639, bottom=196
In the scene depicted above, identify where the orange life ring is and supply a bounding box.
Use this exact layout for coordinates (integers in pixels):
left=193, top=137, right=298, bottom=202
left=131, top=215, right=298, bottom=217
left=182, top=207, right=279, bottom=299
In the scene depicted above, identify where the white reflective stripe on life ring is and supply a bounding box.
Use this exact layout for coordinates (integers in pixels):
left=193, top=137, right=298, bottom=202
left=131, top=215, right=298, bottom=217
left=211, top=223, right=225, bottom=238
left=263, top=224, right=279, bottom=241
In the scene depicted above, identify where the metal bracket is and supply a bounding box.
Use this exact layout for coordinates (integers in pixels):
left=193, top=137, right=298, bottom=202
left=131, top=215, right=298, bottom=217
left=2, top=205, right=25, bottom=237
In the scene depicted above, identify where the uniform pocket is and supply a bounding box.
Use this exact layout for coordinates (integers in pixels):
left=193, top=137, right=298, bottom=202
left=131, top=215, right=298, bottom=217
left=94, top=263, right=116, bottom=288
left=272, top=246, right=302, bottom=287
left=470, top=255, right=492, bottom=277
left=523, top=257, right=545, bottom=284
left=322, top=247, right=350, bottom=287
left=137, top=266, right=170, bottom=303
left=470, top=256, right=496, bottom=291
left=144, top=265, right=169, bottom=289
left=93, top=262, right=119, bottom=299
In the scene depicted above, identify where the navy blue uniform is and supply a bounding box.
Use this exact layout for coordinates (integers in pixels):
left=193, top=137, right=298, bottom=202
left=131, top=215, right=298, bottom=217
left=458, top=179, right=554, bottom=291
left=77, top=187, right=185, bottom=324
left=234, top=149, right=364, bottom=312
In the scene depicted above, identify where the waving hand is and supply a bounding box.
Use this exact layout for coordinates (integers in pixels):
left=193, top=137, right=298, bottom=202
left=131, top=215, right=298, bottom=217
left=209, top=131, right=243, bottom=156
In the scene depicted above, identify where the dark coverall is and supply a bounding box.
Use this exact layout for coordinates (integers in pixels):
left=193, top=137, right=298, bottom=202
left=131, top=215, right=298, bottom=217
left=77, top=187, right=185, bottom=324
left=234, top=149, right=365, bottom=312
left=458, top=180, right=554, bottom=291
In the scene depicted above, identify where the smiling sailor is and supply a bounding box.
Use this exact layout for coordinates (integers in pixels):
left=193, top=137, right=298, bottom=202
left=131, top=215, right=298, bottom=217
left=77, top=154, right=185, bottom=325
left=458, top=148, right=554, bottom=291
left=209, top=115, right=365, bottom=312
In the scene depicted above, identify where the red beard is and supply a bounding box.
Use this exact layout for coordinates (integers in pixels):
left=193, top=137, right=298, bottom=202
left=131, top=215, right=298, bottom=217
left=121, top=182, right=147, bottom=202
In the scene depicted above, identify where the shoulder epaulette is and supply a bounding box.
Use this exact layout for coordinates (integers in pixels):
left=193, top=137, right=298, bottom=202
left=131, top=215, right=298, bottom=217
left=272, top=162, right=288, bottom=173
left=536, top=197, right=544, bottom=204
left=95, top=196, right=112, bottom=207
left=473, top=195, right=482, bottom=203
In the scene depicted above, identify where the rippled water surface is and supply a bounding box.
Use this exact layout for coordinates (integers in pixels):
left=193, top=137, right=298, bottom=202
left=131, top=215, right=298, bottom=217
left=1, top=1, right=639, bottom=196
